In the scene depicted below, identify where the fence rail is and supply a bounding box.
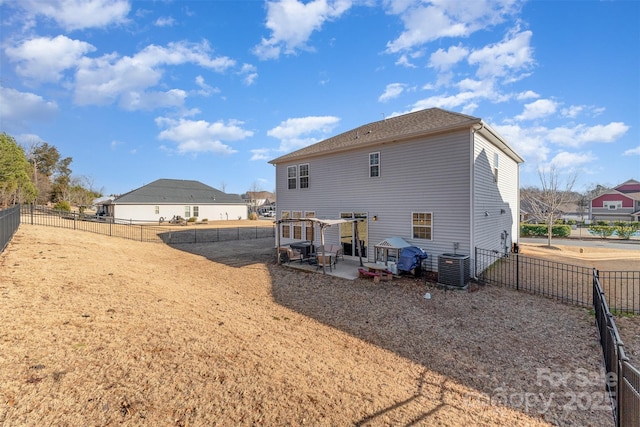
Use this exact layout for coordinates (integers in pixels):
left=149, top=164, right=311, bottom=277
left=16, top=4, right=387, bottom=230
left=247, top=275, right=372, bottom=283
left=19, top=204, right=275, bottom=244
left=475, top=248, right=640, bottom=314
left=0, top=205, right=21, bottom=254
left=594, top=270, right=640, bottom=427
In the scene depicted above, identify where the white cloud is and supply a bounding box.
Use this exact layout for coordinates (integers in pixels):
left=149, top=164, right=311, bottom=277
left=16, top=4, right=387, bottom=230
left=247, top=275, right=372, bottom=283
left=428, top=44, right=469, bottom=71
left=20, top=0, right=131, bottom=31
left=623, top=146, right=640, bottom=156
left=194, top=75, right=219, bottom=97
left=120, top=89, right=187, bottom=111
left=253, top=0, right=353, bottom=60
left=516, top=90, right=539, bottom=100
left=250, top=148, right=271, bottom=161
left=156, top=117, right=254, bottom=155
left=468, top=28, right=534, bottom=80
left=550, top=151, right=596, bottom=169
left=385, top=0, right=523, bottom=53
left=515, top=99, right=558, bottom=121
left=240, top=63, right=258, bottom=86
left=73, top=41, right=235, bottom=108
left=378, top=83, right=406, bottom=102
left=267, top=115, right=340, bottom=152
left=561, top=105, right=583, bottom=119
left=0, top=86, right=58, bottom=130
left=154, top=16, right=176, bottom=27
left=5, top=35, right=96, bottom=83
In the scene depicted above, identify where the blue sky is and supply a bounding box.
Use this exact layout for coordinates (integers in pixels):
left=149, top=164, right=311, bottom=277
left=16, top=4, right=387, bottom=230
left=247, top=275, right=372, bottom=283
left=1, top=0, right=638, bottom=196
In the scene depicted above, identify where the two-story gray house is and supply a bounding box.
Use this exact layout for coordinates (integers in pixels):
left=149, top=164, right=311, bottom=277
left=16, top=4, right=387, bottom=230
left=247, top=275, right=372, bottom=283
left=269, top=108, right=524, bottom=274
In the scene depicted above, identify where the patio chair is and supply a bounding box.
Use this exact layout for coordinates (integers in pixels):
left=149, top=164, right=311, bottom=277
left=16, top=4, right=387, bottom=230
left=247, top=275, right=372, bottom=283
left=279, top=246, right=302, bottom=263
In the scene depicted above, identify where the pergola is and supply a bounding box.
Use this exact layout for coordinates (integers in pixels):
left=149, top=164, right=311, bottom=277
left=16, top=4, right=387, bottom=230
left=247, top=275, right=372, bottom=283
left=275, top=217, right=365, bottom=273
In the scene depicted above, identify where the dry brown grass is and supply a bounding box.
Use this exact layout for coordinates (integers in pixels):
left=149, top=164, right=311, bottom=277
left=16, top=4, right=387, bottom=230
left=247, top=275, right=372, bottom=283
left=2, top=226, right=635, bottom=426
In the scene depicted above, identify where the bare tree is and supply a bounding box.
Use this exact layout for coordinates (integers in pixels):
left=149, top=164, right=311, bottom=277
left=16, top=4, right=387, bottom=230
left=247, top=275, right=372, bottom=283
left=523, top=166, right=577, bottom=247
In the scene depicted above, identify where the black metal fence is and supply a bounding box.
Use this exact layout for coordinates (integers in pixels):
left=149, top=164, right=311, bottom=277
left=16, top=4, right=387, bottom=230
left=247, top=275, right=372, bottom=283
left=0, top=205, right=21, bottom=254
left=594, top=270, right=640, bottom=427
left=475, top=248, right=640, bottom=314
left=19, top=204, right=275, bottom=245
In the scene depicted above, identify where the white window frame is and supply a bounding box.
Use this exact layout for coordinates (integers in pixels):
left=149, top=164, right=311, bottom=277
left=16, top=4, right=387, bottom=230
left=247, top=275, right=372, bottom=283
left=193, top=206, right=199, bottom=217
left=299, top=164, right=309, bottom=189
left=292, top=211, right=303, bottom=240
left=184, top=206, right=191, bottom=218
left=369, top=152, right=380, bottom=178
left=287, top=166, right=297, bottom=190
left=281, top=211, right=291, bottom=238
left=603, top=201, right=622, bottom=210
left=154, top=206, right=159, bottom=215
left=493, top=153, right=499, bottom=183
left=412, top=212, right=433, bottom=240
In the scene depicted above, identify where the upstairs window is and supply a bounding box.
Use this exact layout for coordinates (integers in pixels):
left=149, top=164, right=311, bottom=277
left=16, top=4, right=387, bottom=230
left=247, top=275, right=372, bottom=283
left=299, top=164, right=309, bottom=189
left=493, top=153, right=499, bottom=183
left=287, top=166, right=297, bottom=190
left=604, top=201, right=622, bottom=210
left=412, top=212, right=432, bottom=240
left=369, top=152, right=380, bottom=177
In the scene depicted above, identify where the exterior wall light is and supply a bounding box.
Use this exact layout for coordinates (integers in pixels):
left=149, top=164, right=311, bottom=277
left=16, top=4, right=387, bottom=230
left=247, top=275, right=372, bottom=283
left=372, top=215, right=378, bottom=221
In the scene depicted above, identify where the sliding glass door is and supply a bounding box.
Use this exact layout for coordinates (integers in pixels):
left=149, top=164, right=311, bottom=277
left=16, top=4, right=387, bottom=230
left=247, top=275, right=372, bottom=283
left=339, top=212, right=368, bottom=258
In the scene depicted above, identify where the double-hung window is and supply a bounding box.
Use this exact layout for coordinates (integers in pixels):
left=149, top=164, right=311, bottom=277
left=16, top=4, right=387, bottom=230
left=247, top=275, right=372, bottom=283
left=281, top=211, right=291, bottom=238
left=292, top=211, right=302, bottom=239
left=287, top=166, right=297, bottom=190
left=369, top=152, right=380, bottom=177
left=299, top=164, right=309, bottom=189
left=412, top=212, right=432, bottom=240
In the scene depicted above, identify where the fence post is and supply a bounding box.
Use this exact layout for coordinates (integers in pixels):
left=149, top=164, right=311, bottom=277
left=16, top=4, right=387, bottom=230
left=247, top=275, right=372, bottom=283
left=516, top=253, right=520, bottom=291
left=30, top=204, right=34, bottom=225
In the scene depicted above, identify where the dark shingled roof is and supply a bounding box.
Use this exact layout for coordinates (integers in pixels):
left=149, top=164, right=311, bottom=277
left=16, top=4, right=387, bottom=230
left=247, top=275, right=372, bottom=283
left=269, top=108, right=481, bottom=164
left=113, top=179, right=244, bottom=204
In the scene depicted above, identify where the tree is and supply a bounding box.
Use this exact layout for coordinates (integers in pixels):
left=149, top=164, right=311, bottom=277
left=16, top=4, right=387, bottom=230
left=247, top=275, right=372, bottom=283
left=0, top=133, right=37, bottom=206
left=522, top=166, right=577, bottom=247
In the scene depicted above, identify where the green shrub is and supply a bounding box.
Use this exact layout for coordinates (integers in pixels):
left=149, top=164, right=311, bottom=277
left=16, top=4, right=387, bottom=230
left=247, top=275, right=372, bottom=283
left=248, top=212, right=258, bottom=220
left=54, top=201, right=71, bottom=212
left=614, top=223, right=638, bottom=240
left=188, top=217, right=196, bottom=222
left=589, top=225, right=615, bottom=239
left=520, top=224, right=571, bottom=237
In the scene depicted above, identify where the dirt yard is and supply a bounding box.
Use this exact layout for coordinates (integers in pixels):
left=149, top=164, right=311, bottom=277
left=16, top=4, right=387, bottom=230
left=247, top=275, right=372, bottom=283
left=1, top=225, right=637, bottom=426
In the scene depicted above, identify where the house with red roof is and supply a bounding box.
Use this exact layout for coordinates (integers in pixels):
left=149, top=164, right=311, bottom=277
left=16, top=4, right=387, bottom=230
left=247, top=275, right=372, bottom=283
left=590, top=179, right=640, bottom=222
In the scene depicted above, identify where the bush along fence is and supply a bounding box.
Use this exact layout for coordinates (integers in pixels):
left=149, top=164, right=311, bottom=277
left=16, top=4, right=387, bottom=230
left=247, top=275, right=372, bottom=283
left=593, top=270, right=640, bottom=427
left=475, top=247, right=640, bottom=314
left=0, top=205, right=21, bottom=254
left=19, top=204, right=275, bottom=244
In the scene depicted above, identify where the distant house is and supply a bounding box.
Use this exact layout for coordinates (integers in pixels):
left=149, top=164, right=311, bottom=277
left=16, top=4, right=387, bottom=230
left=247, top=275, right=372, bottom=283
left=269, top=108, right=524, bottom=273
left=590, top=179, right=640, bottom=222
left=102, top=179, right=247, bottom=222
left=243, top=191, right=276, bottom=214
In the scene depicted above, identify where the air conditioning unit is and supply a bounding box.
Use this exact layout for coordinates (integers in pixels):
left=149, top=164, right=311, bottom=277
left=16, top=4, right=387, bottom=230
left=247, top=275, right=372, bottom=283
left=438, top=253, right=470, bottom=288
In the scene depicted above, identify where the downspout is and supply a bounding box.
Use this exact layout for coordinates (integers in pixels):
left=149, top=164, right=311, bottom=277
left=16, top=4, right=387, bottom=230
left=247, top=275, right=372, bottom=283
left=470, top=122, right=484, bottom=279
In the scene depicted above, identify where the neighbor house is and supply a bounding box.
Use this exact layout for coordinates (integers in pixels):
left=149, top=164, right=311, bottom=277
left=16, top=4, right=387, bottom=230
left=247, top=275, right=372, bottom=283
left=269, top=108, right=524, bottom=274
left=102, top=179, right=247, bottom=222
left=590, top=179, right=640, bottom=222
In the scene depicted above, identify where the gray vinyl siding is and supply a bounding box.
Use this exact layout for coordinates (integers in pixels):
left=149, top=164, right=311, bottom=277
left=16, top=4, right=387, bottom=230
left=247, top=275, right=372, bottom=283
left=276, top=130, right=473, bottom=264
left=473, top=132, right=520, bottom=264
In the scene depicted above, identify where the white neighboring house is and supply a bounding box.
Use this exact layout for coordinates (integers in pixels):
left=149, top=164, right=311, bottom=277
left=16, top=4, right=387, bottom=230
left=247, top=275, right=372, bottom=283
left=269, top=108, right=524, bottom=274
left=102, top=179, right=247, bottom=222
